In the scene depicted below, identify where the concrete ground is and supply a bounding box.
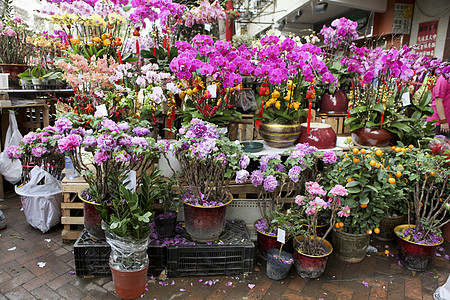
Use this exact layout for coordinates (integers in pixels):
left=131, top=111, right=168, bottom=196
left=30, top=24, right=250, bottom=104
left=0, top=194, right=449, bottom=300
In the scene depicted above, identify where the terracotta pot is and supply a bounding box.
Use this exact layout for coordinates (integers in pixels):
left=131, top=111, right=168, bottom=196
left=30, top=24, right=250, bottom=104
left=375, top=215, right=407, bottom=242
left=110, top=262, right=149, bottom=299
left=182, top=197, right=232, bottom=242
left=293, top=236, right=333, bottom=279
left=332, top=229, right=370, bottom=263
left=259, top=120, right=302, bottom=148
left=395, top=224, right=443, bottom=272
left=351, top=127, right=396, bottom=147
left=319, top=89, right=348, bottom=115
left=296, top=123, right=337, bottom=149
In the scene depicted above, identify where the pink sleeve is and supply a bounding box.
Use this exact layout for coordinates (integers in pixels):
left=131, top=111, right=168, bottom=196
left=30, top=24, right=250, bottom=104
left=434, top=76, right=448, bottom=99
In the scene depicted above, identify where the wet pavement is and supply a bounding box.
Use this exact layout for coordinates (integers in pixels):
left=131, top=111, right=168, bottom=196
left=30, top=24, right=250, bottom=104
left=0, top=194, right=449, bottom=300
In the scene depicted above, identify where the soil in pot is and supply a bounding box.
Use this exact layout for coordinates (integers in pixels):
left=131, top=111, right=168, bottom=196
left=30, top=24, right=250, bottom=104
left=332, top=228, right=370, bottom=263
left=293, top=236, right=333, bottom=279
left=266, top=249, right=293, bottom=280
left=154, top=210, right=178, bottom=238
left=394, top=224, right=444, bottom=272
left=110, top=262, right=149, bottom=299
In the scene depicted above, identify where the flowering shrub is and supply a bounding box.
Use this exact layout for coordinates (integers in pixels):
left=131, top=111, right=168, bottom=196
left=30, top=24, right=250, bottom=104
left=0, top=15, right=33, bottom=64
left=320, top=17, right=358, bottom=51
left=170, top=35, right=253, bottom=126
left=288, top=182, right=349, bottom=256
left=167, top=118, right=245, bottom=206
left=252, top=36, right=336, bottom=123
left=183, top=0, right=225, bottom=28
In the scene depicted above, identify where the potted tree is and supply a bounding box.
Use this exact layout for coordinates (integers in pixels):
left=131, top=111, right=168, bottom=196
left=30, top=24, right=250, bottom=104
left=152, top=174, right=180, bottom=238
left=165, top=118, right=245, bottom=242
left=290, top=182, right=349, bottom=279
left=394, top=148, right=450, bottom=272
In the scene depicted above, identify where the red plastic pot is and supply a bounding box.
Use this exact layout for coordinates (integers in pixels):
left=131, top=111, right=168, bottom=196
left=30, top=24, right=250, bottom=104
left=183, top=197, right=232, bottom=242
left=254, top=221, right=281, bottom=258
left=394, top=224, right=443, bottom=272
left=319, top=89, right=348, bottom=115
left=296, top=123, right=337, bottom=149
left=293, top=236, right=332, bottom=279
left=79, top=189, right=113, bottom=241
left=351, top=127, right=396, bottom=147
left=110, top=262, right=149, bottom=299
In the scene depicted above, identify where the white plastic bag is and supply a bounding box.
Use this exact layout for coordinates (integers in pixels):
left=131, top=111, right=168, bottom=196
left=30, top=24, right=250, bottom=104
left=0, top=111, right=23, bottom=184
left=15, top=166, right=62, bottom=233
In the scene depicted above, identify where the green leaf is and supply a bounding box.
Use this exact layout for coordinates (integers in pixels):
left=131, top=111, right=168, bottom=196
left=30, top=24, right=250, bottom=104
left=390, top=122, right=411, bottom=132
left=347, top=187, right=361, bottom=194
left=346, top=180, right=360, bottom=187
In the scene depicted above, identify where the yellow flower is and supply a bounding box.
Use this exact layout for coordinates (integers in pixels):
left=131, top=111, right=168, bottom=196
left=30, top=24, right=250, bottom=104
left=102, top=39, right=111, bottom=46
left=101, top=33, right=108, bottom=40
left=186, top=89, right=194, bottom=96
left=69, top=38, right=79, bottom=45
left=272, top=90, right=280, bottom=99
left=292, top=102, right=300, bottom=110
left=287, top=80, right=296, bottom=90
left=275, top=101, right=281, bottom=109
left=265, top=98, right=276, bottom=108
left=284, top=91, right=292, bottom=101
left=92, top=37, right=101, bottom=43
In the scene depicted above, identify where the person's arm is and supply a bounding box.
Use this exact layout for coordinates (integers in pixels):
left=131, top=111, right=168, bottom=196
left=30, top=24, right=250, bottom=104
left=435, top=97, right=449, bottom=133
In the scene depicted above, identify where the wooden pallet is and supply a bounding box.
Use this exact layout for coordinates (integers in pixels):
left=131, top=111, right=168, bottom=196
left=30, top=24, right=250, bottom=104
left=61, top=176, right=88, bottom=242
left=314, top=114, right=350, bottom=135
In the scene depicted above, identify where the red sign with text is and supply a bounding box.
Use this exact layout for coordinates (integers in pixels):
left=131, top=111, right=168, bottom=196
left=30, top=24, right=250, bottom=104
left=416, top=20, right=439, bottom=58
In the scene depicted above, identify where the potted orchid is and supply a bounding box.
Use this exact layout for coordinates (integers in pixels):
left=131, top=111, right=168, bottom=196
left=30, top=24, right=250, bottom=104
left=169, top=34, right=253, bottom=127
left=290, top=182, right=349, bottom=279
left=165, top=118, right=246, bottom=242
left=251, top=35, right=336, bottom=148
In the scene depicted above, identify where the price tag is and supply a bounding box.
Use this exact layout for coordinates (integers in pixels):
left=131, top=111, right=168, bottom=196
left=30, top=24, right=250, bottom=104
left=277, top=229, right=286, bottom=244
left=207, top=84, right=217, bottom=98
left=402, top=92, right=411, bottom=106
left=95, top=104, right=108, bottom=117
left=205, top=24, right=211, bottom=31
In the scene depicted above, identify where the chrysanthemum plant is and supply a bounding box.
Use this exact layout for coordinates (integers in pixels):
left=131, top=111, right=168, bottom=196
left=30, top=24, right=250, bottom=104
left=165, top=118, right=246, bottom=207
left=252, top=35, right=336, bottom=124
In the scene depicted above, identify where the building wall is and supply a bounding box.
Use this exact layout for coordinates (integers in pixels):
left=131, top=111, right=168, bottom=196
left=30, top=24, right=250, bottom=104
left=409, top=0, right=450, bottom=60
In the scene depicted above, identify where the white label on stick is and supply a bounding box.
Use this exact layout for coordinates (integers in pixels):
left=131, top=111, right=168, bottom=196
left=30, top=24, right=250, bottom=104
left=205, top=24, right=211, bottom=31
left=277, top=228, right=286, bottom=244
left=402, top=92, right=411, bottom=106
left=95, top=104, right=108, bottom=117
left=207, top=84, right=217, bottom=98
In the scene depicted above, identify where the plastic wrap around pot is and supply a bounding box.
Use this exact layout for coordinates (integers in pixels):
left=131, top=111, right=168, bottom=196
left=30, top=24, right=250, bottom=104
left=105, top=227, right=149, bottom=272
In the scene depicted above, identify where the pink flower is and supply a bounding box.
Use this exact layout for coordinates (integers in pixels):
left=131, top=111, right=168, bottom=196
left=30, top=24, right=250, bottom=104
left=31, top=146, right=47, bottom=158
left=295, top=195, right=303, bottom=206
left=337, top=205, right=351, bottom=218
left=94, top=151, right=109, bottom=165
left=305, top=181, right=327, bottom=196
left=329, top=185, right=348, bottom=197
left=6, top=145, right=22, bottom=159
left=235, top=170, right=249, bottom=184
left=58, top=134, right=82, bottom=152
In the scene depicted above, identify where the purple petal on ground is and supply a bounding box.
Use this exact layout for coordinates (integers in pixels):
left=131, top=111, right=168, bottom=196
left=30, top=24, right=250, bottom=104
left=437, top=247, right=445, bottom=252
left=362, top=281, right=369, bottom=287
left=226, top=282, right=232, bottom=286
left=435, top=252, right=441, bottom=257
left=180, top=289, right=186, bottom=292
left=248, top=284, right=255, bottom=289
left=444, top=255, right=449, bottom=260
left=171, top=280, right=175, bottom=285
left=198, top=279, right=203, bottom=283
left=69, top=271, right=75, bottom=275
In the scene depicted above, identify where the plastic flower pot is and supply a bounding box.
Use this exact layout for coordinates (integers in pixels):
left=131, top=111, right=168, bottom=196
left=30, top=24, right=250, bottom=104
left=375, top=215, right=407, bottom=242
left=293, top=236, right=333, bottom=279
left=154, top=210, right=178, bottom=238
left=332, top=228, right=370, bottom=263
left=110, top=261, right=148, bottom=299
left=266, top=249, right=293, bottom=280
left=182, top=197, right=232, bottom=242
left=259, top=120, right=302, bottom=148
left=394, top=224, right=444, bottom=272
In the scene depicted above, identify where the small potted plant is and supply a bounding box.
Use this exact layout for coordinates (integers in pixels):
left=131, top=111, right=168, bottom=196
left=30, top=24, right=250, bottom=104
left=102, top=171, right=160, bottom=299
left=165, top=118, right=245, bottom=242
left=152, top=174, right=180, bottom=238
left=394, top=148, right=450, bottom=272
left=290, top=182, right=349, bottom=279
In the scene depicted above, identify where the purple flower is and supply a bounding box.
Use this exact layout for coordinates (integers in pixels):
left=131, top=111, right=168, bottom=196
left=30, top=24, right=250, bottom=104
left=235, top=170, right=249, bottom=184
left=6, top=145, right=22, bottom=159
left=239, top=154, right=250, bottom=169
left=117, top=122, right=130, bottom=131
left=114, top=151, right=131, bottom=162
left=102, top=119, right=119, bottom=133
left=288, top=166, right=302, bottom=183
left=97, top=134, right=117, bottom=151
left=94, top=151, right=109, bottom=165
left=132, top=126, right=151, bottom=136
left=83, top=136, right=97, bottom=147
left=250, top=170, right=263, bottom=187
left=263, top=175, right=278, bottom=192
left=70, top=127, right=86, bottom=137
left=156, top=140, right=170, bottom=152
left=131, top=137, right=148, bottom=147
left=58, top=134, right=82, bottom=152
left=22, top=132, right=37, bottom=144
left=322, top=150, right=338, bottom=164
left=55, top=117, right=73, bottom=133
left=31, top=146, right=47, bottom=158
left=118, top=134, right=132, bottom=147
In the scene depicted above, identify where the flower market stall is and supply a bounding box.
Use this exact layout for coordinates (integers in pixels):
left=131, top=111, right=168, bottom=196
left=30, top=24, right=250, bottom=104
left=2, top=0, right=450, bottom=298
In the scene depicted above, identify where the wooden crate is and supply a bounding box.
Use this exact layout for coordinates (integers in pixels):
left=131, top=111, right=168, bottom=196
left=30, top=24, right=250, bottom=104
left=229, top=114, right=257, bottom=141
left=61, top=176, right=88, bottom=242
left=314, top=114, right=350, bottom=135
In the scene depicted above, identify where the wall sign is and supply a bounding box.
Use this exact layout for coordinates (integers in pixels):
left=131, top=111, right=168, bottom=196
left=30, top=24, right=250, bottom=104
left=416, top=20, right=439, bottom=58
left=392, top=3, right=413, bottom=34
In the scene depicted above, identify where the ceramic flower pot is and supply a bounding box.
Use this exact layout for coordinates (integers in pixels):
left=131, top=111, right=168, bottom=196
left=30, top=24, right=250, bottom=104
left=351, top=127, right=396, bottom=147
left=332, top=228, right=370, bottom=263
left=259, top=120, right=302, bottom=148
left=293, top=236, right=333, bottom=279
left=375, top=215, right=407, bottom=242
left=394, top=224, right=444, bottom=272
left=266, top=249, right=293, bottom=280
left=254, top=220, right=281, bottom=258
left=182, top=197, right=232, bottom=242
left=78, top=189, right=113, bottom=241
left=296, top=123, right=337, bottom=149
left=319, top=89, right=348, bottom=115
left=154, top=210, right=178, bottom=238
left=442, top=219, right=450, bottom=242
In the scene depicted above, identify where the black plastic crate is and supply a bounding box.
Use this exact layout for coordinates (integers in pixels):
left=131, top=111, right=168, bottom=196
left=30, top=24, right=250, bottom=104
left=167, top=220, right=255, bottom=277
left=73, top=230, right=167, bottom=276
